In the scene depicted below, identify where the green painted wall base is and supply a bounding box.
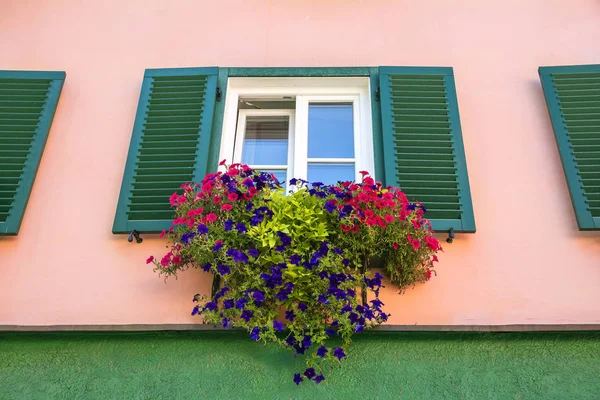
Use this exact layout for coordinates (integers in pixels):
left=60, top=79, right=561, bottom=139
left=1, top=331, right=599, bottom=399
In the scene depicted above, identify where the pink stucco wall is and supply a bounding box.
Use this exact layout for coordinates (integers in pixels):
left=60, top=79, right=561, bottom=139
left=1, top=0, right=599, bottom=326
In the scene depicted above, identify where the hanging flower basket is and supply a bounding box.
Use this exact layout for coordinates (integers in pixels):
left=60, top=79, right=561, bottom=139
left=148, top=162, right=441, bottom=385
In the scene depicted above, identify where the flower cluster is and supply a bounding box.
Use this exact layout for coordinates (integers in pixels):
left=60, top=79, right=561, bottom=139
left=150, top=162, right=440, bottom=385
left=292, top=171, right=442, bottom=290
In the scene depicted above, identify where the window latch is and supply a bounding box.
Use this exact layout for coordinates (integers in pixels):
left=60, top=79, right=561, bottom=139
left=375, top=87, right=380, bottom=101
left=216, top=87, right=222, bottom=102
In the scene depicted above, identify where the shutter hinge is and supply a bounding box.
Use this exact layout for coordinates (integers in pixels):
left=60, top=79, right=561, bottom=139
left=216, top=87, right=222, bottom=102
left=375, top=87, right=380, bottom=101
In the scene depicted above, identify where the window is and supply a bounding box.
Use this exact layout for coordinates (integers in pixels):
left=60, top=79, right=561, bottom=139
left=219, top=77, right=375, bottom=187
left=114, top=67, right=475, bottom=234
left=0, top=70, right=65, bottom=235
left=539, top=64, right=600, bottom=230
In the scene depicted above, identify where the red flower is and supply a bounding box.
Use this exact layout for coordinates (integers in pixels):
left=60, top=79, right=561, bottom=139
left=340, top=224, right=351, bottom=232
left=169, top=192, right=179, bottom=206
left=412, top=240, right=420, bottom=251
left=159, top=230, right=166, bottom=239
left=160, top=253, right=171, bottom=267
left=172, top=255, right=182, bottom=265
left=221, top=204, right=233, bottom=212
left=187, top=218, right=195, bottom=228
left=187, top=208, right=204, bottom=217
left=425, top=236, right=441, bottom=251
left=349, top=184, right=359, bottom=191
left=432, top=255, right=439, bottom=263
left=393, top=242, right=399, bottom=250
left=364, top=209, right=374, bottom=218
left=359, top=170, right=370, bottom=177
left=375, top=216, right=386, bottom=228
left=206, top=213, right=218, bottom=223
left=363, top=177, right=375, bottom=186
left=228, top=192, right=239, bottom=202
left=173, top=217, right=186, bottom=225
left=227, top=167, right=239, bottom=176
left=219, top=159, right=227, bottom=166
left=365, top=218, right=377, bottom=227
left=411, top=219, right=421, bottom=229
left=425, top=268, right=432, bottom=280
left=384, top=214, right=394, bottom=223
left=213, top=195, right=221, bottom=204
left=146, top=256, right=154, bottom=264
left=352, top=225, right=359, bottom=233
left=357, top=193, right=370, bottom=203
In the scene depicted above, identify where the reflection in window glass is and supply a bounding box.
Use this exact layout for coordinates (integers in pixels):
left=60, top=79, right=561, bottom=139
left=308, top=103, right=354, bottom=158
left=242, top=116, right=289, bottom=165
left=307, top=163, right=355, bottom=185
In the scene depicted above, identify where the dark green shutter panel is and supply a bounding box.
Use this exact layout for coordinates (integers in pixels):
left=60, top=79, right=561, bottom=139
left=113, top=68, right=218, bottom=234
left=379, top=66, right=475, bottom=233
left=0, top=71, right=65, bottom=235
left=539, top=64, right=600, bottom=230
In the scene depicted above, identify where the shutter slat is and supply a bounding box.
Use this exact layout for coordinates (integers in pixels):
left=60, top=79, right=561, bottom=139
left=540, top=64, right=600, bottom=230
left=380, top=66, right=475, bottom=233
left=113, top=67, right=218, bottom=233
left=0, top=71, right=65, bottom=234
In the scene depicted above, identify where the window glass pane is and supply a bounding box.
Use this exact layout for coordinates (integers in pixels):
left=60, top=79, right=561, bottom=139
left=308, top=103, right=354, bottom=158
left=242, top=116, right=289, bottom=165
left=307, top=163, right=355, bottom=185
left=256, top=169, right=287, bottom=189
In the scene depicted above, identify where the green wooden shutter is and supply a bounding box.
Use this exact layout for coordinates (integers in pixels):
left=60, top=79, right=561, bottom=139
left=113, top=68, right=218, bottom=234
left=0, top=70, right=65, bottom=235
left=379, top=66, right=475, bottom=233
left=539, top=64, right=600, bottom=230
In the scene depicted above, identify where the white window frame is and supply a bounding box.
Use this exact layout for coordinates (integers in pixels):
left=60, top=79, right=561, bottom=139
left=219, top=77, right=374, bottom=183
left=233, top=109, right=296, bottom=187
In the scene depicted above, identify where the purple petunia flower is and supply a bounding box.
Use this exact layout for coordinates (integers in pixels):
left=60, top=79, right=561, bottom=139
left=223, top=299, right=234, bottom=309
left=253, top=290, right=264, bottom=305
left=304, top=368, right=316, bottom=380
left=224, top=219, right=234, bottom=231
left=235, top=223, right=247, bottom=233
left=297, top=303, right=307, bottom=312
left=240, top=309, right=253, bottom=322
left=250, top=326, right=261, bottom=341
left=205, top=302, right=217, bottom=312
left=202, top=262, right=211, bottom=272
left=316, top=346, right=328, bottom=358
left=273, top=321, right=284, bottom=332
left=197, top=224, right=209, bottom=235
left=302, top=335, right=312, bottom=349
left=324, top=201, right=336, bottom=213
left=213, top=241, right=224, bottom=252
left=248, top=248, right=259, bottom=257
left=285, top=310, right=295, bottom=322
left=191, top=306, right=199, bottom=316
left=293, top=373, right=303, bottom=385
left=333, top=347, right=346, bottom=360
left=290, top=254, right=301, bottom=265
left=314, top=375, right=325, bottom=384
left=222, top=318, right=231, bottom=328
left=236, top=298, right=247, bottom=310
left=217, top=264, right=230, bottom=275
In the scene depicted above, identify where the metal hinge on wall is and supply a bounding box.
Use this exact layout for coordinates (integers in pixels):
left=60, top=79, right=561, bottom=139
left=375, top=87, right=380, bottom=101
left=216, top=87, right=222, bottom=102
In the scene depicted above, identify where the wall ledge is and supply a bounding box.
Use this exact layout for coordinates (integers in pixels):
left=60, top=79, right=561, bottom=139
left=1, top=324, right=599, bottom=332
